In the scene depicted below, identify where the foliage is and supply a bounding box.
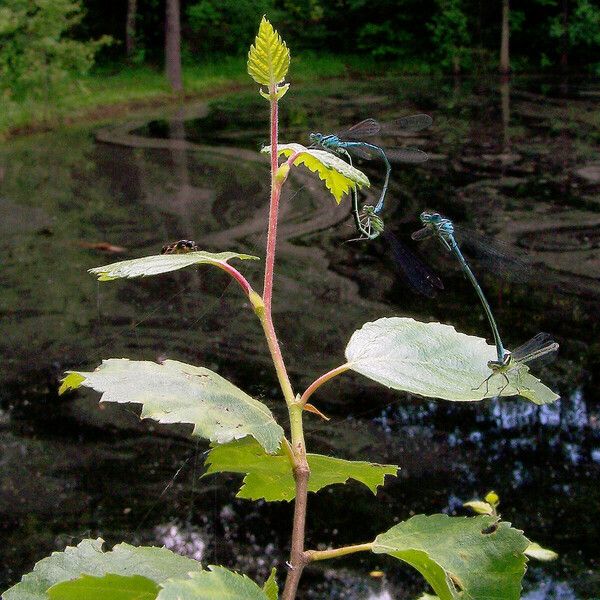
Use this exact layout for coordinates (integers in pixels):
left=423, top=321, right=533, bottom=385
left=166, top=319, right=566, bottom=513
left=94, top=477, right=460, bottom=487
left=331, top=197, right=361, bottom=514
left=87, top=251, right=258, bottom=281
left=247, top=16, right=290, bottom=94
left=262, top=143, right=370, bottom=203
left=373, top=514, right=529, bottom=600
left=345, top=318, right=559, bottom=404
left=48, top=574, right=159, bottom=600
left=3, top=539, right=202, bottom=600
left=0, top=0, right=110, bottom=101
left=60, top=359, right=284, bottom=453
left=428, top=0, right=471, bottom=72
left=187, top=0, right=274, bottom=55
left=204, top=437, right=398, bottom=501
left=156, top=566, right=272, bottom=600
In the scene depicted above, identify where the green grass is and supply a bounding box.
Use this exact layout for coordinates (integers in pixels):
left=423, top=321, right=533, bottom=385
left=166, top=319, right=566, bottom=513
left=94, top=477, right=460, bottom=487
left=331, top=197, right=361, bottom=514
left=1, top=54, right=432, bottom=138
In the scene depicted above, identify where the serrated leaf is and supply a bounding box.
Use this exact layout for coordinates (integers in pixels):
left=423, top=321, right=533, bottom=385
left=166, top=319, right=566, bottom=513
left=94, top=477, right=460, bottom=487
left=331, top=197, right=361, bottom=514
left=3, top=539, right=202, bottom=600
left=261, top=143, right=370, bottom=204
left=263, top=568, right=278, bottom=600
left=345, top=317, right=559, bottom=405
left=373, top=515, right=529, bottom=600
left=62, top=359, right=284, bottom=454
left=204, top=437, right=398, bottom=501
left=158, top=566, right=269, bottom=600
left=88, top=251, right=258, bottom=281
left=48, top=574, right=159, bottom=600
left=463, top=500, right=494, bottom=515
left=247, top=17, right=290, bottom=88
left=524, top=542, right=558, bottom=561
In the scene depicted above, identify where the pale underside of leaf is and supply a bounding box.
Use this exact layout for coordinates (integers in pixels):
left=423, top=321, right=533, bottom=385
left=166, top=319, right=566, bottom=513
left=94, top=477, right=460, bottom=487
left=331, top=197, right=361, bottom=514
left=158, top=566, right=269, bottom=600
left=373, top=514, right=529, bottom=600
left=524, top=542, right=558, bottom=561
left=247, top=17, right=290, bottom=88
left=48, top=574, right=159, bottom=600
left=345, top=317, right=559, bottom=405
left=61, top=359, right=284, bottom=454
left=261, top=143, right=370, bottom=204
left=2, top=538, right=202, bottom=600
left=88, top=251, right=258, bottom=281
left=204, top=437, right=398, bottom=501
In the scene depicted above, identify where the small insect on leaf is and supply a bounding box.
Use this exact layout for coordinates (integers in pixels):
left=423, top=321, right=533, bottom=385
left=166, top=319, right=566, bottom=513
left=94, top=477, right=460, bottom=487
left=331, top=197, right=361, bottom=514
left=247, top=17, right=290, bottom=91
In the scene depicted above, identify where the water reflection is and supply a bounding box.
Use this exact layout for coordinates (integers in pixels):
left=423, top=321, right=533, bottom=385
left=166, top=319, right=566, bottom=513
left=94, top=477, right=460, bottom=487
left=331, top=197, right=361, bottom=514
left=0, top=75, right=599, bottom=598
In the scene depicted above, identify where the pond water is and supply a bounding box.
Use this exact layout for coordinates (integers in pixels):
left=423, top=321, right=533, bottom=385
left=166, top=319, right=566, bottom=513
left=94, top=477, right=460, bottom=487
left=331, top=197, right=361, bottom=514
left=1, top=75, right=599, bottom=599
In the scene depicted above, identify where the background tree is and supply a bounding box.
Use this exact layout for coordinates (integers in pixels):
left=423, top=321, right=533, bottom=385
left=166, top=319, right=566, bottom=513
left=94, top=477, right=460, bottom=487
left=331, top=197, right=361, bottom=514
left=165, top=0, right=183, bottom=92
left=187, top=0, right=274, bottom=55
left=0, top=0, right=110, bottom=102
left=428, top=0, right=471, bottom=74
left=125, top=0, right=137, bottom=62
left=500, top=0, right=511, bottom=74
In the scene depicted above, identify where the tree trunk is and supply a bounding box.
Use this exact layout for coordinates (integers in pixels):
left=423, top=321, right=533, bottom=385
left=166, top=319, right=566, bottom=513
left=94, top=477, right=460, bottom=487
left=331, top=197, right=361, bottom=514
left=499, top=0, right=510, bottom=74
left=165, top=0, right=183, bottom=92
left=452, top=54, right=461, bottom=76
left=125, top=0, right=137, bottom=61
left=560, top=0, right=569, bottom=70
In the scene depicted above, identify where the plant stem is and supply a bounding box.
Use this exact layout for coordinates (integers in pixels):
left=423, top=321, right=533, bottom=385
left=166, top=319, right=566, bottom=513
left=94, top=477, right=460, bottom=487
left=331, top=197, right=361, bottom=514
left=257, top=89, right=311, bottom=600
left=305, top=542, right=374, bottom=562
left=263, top=91, right=280, bottom=313
left=300, top=363, right=350, bottom=406
left=215, top=261, right=253, bottom=296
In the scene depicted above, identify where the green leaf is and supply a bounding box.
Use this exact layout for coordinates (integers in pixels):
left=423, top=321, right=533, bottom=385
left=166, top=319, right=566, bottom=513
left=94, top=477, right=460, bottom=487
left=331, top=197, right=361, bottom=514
left=3, top=539, right=202, bottom=600
left=88, top=250, right=258, bottom=281
left=416, top=595, right=439, bottom=600
left=262, top=568, right=278, bottom=600
left=62, top=359, right=284, bottom=454
left=524, top=542, right=558, bottom=561
left=261, top=143, right=370, bottom=204
left=158, top=566, right=269, bottom=600
left=345, top=317, right=559, bottom=405
left=373, top=514, right=529, bottom=600
left=48, top=574, right=159, bottom=600
left=204, top=437, right=398, bottom=501
left=247, top=17, right=290, bottom=89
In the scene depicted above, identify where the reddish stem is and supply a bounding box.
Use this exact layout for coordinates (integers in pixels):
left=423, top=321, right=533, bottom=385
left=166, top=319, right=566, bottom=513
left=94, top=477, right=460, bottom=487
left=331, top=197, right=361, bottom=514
left=300, top=363, right=350, bottom=406
left=215, top=261, right=253, bottom=296
left=263, top=94, right=279, bottom=313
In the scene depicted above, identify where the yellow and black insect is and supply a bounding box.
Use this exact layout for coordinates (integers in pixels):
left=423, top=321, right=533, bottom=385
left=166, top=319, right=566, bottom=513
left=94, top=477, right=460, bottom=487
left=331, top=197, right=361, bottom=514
left=161, top=240, right=199, bottom=254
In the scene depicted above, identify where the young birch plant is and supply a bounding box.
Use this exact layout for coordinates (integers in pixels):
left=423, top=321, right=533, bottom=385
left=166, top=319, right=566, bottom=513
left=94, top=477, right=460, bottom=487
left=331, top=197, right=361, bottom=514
left=4, top=17, right=560, bottom=600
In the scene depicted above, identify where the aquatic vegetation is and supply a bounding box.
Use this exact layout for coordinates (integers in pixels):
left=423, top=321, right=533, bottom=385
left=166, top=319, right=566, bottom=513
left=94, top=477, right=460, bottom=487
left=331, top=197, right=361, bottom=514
left=4, top=17, right=562, bottom=600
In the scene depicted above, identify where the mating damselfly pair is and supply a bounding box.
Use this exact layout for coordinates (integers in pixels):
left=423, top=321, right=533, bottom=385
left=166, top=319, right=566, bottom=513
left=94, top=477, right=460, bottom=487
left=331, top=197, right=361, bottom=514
left=309, top=114, right=432, bottom=240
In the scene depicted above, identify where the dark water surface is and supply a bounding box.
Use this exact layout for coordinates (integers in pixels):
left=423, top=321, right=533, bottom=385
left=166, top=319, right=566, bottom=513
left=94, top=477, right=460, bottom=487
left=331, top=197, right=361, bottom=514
left=1, top=76, right=599, bottom=599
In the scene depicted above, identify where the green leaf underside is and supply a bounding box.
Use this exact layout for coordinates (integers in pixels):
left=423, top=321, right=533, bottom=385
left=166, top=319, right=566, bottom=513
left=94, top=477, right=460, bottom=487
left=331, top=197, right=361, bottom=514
left=3, top=539, right=202, bottom=600
left=247, top=17, right=290, bottom=88
left=88, top=251, right=258, bottom=281
left=61, top=359, right=284, bottom=454
left=48, top=574, right=159, bottom=600
left=262, top=143, right=370, bottom=204
left=204, top=437, right=398, bottom=501
left=262, top=568, right=278, bottom=600
left=157, top=566, right=269, bottom=600
left=345, top=317, right=559, bottom=405
left=373, top=515, right=529, bottom=600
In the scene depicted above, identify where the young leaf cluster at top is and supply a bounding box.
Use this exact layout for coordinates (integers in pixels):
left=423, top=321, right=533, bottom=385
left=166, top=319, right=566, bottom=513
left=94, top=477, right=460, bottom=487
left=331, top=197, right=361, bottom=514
left=248, top=16, right=290, bottom=100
